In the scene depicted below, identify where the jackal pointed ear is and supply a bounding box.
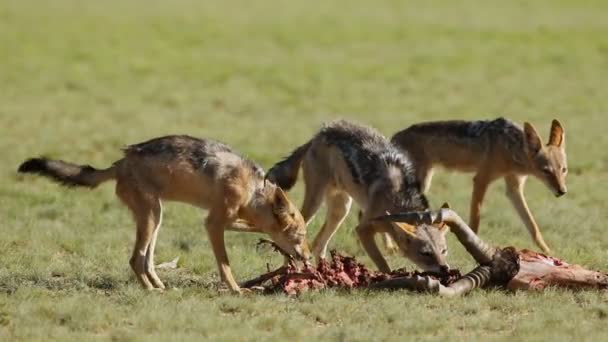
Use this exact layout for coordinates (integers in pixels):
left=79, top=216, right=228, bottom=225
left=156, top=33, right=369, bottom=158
left=272, top=187, right=290, bottom=214
left=523, top=122, right=543, bottom=156
left=389, top=221, right=417, bottom=239
left=548, top=119, right=565, bottom=148
left=441, top=202, right=451, bottom=209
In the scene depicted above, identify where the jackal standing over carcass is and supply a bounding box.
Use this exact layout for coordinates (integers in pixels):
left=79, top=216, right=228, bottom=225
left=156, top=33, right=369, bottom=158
left=267, top=120, right=450, bottom=274
left=19, top=135, right=310, bottom=293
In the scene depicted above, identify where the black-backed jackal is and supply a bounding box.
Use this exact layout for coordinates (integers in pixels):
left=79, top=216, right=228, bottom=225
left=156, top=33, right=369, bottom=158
left=18, top=135, right=310, bottom=293
left=267, top=120, right=449, bottom=274
left=391, top=117, right=567, bottom=253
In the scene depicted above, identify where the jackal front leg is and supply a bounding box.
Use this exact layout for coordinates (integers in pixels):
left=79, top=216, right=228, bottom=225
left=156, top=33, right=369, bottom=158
left=505, top=175, right=551, bottom=253
left=356, top=222, right=391, bottom=273
left=206, top=210, right=241, bottom=293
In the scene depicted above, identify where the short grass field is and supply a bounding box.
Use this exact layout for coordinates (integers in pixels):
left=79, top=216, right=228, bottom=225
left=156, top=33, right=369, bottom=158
left=2, top=0, right=608, bottom=340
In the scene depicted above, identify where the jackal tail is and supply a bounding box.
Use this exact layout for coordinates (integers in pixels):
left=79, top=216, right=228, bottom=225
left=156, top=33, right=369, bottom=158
left=266, top=141, right=311, bottom=190
left=18, top=157, right=116, bottom=188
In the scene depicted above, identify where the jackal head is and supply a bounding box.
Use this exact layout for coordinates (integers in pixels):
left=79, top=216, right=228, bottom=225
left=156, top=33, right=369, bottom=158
left=523, top=119, right=567, bottom=197
left=387, top=219, right=450, bottom=274
left=254, top=184, right=311, bottom=261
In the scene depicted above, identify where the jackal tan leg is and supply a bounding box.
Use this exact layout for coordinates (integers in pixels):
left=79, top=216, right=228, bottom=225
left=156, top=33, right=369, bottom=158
left=312, top=190, right=352, bottom=260
left=128, top=201, right=160, bottom=289
left=144, top=199, right=165, bottom=289
left=300, top=162, right=329, bottom=223
left=505, top=174, right=551, bottom=253
left=356, top=222, right=390, bottom=273
left=469, top=172, right=492, bottom=233
left=206, top=210, right=241, bottom=293
left=116, top=182, right=160, bottom=290
left=300, top=190, right=325, bottom=225
left=377, top=163, right=433, bottom=255
left=381, top=233, right=399, bottom=254
left=361, top=211, right=397, bottom=256
left=130, top=215, right=157, bottom=290
left=417, top=164, right=434, bottom=194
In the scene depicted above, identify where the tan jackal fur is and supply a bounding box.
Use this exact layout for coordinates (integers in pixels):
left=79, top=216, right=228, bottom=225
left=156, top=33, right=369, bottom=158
left=267, top=120, right=450, bottom=274
left=391, top=117, right=567, bottom=253
left=18, top=135, right=310, bottom=293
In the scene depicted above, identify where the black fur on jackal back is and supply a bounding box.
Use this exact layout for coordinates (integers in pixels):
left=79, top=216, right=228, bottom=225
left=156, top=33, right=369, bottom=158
left=267, top=120, right=429, bottom=211
left=18, top=136, right=267, bottom=191
left=319, top=120, right=429, bottom=210
left=18, top=157, right=103, bottom=188
left=124, top=135, right=266, bottom=180
left=395, top=117, right=525, bottom=151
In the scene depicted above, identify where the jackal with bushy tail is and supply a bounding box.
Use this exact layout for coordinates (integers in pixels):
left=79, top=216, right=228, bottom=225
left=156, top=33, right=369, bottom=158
left=18, top=135, right=310, bottom=293
left=267, top=120, right=450, bottom=274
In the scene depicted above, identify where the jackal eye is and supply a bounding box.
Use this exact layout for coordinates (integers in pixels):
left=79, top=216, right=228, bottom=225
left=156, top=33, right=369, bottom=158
left=441, top=249, right=447, bottom=255
left=562, top=167, right=568, bottom=174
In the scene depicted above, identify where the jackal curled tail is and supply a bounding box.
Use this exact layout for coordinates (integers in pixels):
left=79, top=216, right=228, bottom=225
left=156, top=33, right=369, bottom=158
left=391, top=117, right=567, bottom=253
left=267, top=120, right=450, bottom=274
left=18, top=135, right=310, bottom=293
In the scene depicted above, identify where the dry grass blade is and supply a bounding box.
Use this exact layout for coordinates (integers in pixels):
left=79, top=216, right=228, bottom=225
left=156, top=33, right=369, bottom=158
left=156, top=257, right=180, bottom=270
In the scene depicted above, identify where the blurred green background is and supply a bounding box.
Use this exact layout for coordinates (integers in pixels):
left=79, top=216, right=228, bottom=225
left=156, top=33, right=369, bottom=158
left=1, top=0, right=607, bottom=340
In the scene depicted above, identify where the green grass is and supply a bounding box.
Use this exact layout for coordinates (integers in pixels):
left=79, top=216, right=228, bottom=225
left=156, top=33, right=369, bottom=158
left=2, top=0, right=608, bottom=340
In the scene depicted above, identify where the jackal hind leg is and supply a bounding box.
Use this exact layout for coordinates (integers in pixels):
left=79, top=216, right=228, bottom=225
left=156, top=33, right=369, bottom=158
left=116, top=182, right=161, bottom=290
left=311, top=189, right=352, bottom=260
left=144, top=199, right=165, bottom=289
left=300, top=160, right=329, bottom=224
